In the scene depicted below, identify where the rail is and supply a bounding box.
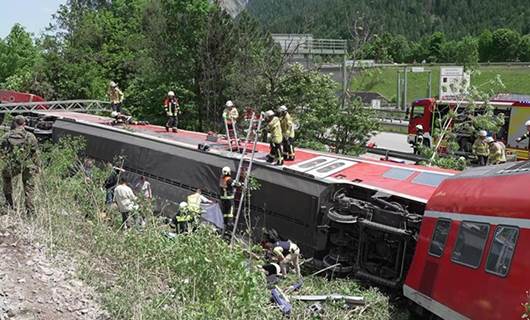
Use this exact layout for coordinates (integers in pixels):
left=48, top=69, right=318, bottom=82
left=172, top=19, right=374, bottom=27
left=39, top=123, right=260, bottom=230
left=367, top=108, right=409, bottom=124
left=273, top=36, right=347, bottom=55
left=0, top=100, right=111, bottom=113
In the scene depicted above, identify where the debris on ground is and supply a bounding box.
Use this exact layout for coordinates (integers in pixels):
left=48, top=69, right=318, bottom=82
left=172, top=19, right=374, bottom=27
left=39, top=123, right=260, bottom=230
left=0, top=226, right=108, bottom=320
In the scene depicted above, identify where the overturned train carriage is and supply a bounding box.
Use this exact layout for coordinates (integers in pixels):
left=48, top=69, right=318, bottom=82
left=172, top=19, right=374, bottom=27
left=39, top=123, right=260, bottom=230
left=48, top=116, right=454, bottom=289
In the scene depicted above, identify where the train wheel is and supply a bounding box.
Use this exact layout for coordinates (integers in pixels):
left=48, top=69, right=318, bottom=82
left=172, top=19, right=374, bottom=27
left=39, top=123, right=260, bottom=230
left=322, top=252, right=354, bottom=275
left=327, top=207, right=357, bottom=224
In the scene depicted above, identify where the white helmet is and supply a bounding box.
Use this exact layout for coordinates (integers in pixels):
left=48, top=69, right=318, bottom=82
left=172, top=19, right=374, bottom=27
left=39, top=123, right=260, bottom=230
left=179, top=202, right=188, bottom=209
left=225, top=100, right=234, bottom=107
left=478, top=130, right=487, bottom=137
left=415, top=124, right=423, bottom=131
left=111, top=111, right=119, bottom=118
left=525, top=120, right=530, bottom=126
left=277, top=105, right=287, bottom=113
left=264, top=110, right=275, bottom=118
left=109, top=81, right=117, bottom=87
left=168, top=91, right=175, bottom=97
left=222, top=166, right=231, bottom=175
left=485, top=137, right=494, bottom=143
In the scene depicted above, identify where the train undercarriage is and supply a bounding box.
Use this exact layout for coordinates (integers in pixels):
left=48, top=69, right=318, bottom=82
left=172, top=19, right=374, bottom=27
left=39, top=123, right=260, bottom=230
left=315, top=185, right=425, bottom=288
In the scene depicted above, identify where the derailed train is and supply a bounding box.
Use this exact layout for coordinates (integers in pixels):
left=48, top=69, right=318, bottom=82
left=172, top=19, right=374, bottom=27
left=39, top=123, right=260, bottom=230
left=21, top=110, right=530, bottom=319
left=26, top=111, right=454, bottom=289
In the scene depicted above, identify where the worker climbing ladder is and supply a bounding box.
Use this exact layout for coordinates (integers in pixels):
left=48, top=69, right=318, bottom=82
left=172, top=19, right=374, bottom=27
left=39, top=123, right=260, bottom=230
left=230, top=110, right=263, bottom=246
left=224, top=117, right=239, bottom=152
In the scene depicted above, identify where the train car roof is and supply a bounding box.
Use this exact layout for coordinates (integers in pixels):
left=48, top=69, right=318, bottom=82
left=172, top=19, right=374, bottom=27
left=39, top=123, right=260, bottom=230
left=427, top=161, right=530, bottom=220
left=38, top=111, right=457, bottom=204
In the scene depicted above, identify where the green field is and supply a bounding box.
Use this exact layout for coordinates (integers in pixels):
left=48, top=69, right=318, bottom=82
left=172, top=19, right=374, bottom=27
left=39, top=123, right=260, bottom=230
left=351, top=65, right=530, bottom=104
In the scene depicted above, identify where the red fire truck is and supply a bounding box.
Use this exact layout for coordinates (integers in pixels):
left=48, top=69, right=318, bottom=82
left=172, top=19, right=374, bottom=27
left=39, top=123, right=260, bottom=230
left=407, top=95, right=530, bottom=159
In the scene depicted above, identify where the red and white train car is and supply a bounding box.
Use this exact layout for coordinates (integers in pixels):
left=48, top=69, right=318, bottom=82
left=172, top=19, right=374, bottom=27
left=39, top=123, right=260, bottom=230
left=405, top=161, right=530, bottom=319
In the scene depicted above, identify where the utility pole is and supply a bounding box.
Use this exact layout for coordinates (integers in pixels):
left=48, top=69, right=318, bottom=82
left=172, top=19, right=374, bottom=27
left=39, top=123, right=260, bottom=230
left=403, top=66, right=408, bottom=111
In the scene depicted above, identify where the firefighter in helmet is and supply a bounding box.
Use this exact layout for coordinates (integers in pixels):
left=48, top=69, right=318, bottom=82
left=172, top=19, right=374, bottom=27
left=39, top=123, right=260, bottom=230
left=412, top=124, right=424, bottom=155
left=472, top=130, right=489, bottom=166
left=277, top=105, right=295, bottom=161
left=486, top=137, right=506, bottom=165
left=515, top=119, right=530, bottom=155
left=163, top=91, right=180, bottom=132
left=174, top=201, right=192, bottom=233
left=108, top=81, right=124, bottom=113
left=219, top=166, right=235, bottom=228
left=264, top=110, right=284, bottom=165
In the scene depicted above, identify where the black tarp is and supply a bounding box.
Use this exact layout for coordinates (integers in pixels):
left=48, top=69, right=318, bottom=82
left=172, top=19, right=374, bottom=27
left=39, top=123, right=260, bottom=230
left=52, top=120, right=332, bottom=255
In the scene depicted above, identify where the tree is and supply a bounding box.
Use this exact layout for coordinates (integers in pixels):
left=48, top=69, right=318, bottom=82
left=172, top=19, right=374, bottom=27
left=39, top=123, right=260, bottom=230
left=478, top=30, right=493, bottom=62
left=490, top=28, right=521, bottom=62
left=330, top=98, right=379, bottom=155
left=455, top=36, right=479, bottom=69
left=0, top=24, right=39, bottom=88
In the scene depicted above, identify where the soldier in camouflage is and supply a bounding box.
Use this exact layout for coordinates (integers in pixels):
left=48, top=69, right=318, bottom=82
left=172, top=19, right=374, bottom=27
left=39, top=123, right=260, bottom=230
left=1, top=115, right=39, bottom=215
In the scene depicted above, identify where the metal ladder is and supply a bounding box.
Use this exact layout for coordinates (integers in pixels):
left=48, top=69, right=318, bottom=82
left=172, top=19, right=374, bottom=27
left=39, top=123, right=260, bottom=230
left=230, top=110, right=263, bottom=246
left=224, top=117, right=239, bottom=152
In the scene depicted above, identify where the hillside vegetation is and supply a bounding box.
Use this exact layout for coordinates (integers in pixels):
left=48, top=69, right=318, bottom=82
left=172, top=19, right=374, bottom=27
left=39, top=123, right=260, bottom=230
left=247, top=0, right=530, bottom=40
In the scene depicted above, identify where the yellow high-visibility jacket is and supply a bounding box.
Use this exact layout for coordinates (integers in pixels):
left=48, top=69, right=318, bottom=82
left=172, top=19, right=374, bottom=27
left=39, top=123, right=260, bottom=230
left=108, top=88, right=124, bottom=104
left=268, top=117, right=283, bottom=144
left=280, top=112, right=295, bottom=139
left=222, top=107, right=239, bottom=121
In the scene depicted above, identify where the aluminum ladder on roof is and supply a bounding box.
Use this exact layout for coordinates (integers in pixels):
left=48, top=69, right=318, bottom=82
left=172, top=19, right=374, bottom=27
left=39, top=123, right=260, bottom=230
left=230, top=110, right=264, bottom=247
left=0, top=100, right=111, bottom=113
left=224, top=117, right=239, bottom=152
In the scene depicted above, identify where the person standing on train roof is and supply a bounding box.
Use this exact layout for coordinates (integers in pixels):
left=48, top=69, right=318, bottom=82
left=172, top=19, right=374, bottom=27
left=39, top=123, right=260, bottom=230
left=163, top=91, right=180, bottom=133
left=472, top=130, right=490, bottom=166
left=515, top=119, right=530, bottom=154
left=222, top=100, right=239, bottom=124
left=108, top=81, right=124, bottom=113
left=277, top=105, right=296, bottom=161
left=264, top=110, right=284, bottom=166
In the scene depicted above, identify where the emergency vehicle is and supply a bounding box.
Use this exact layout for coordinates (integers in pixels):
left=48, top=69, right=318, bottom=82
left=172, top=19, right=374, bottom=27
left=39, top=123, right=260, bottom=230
left=407, top=94, right=530, bottom=159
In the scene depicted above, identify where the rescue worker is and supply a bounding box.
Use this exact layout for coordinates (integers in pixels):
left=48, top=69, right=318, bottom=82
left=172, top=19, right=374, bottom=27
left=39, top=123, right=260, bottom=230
left=486, top=137, right=506, bottom=165
left=264, top=110, right=284, bottom=165
left=515, top=120, right=530, bottom=154
left=222, top=100, right=239, bottom=126
left=174, top=201, right=192, bottom=233
left=110, top=111, right=148, bottom=126
left=219, top=166, right=236, bottom=228
left=113, top=176, right=138, bottom=230
left=264, top=240, right=301, bottom=277
left=107, top=81, right=124, bottom=113
left=472, top=130, right=489, bottom=166
left=412, top=124, right=424, bottom=155
left=277, top=105, right=295, bottom=161
left=163, top=91, right=180, bottom=132
left=187, top=188, right=212, bottom=215
left=1, top=115, right=39, bottom=215
left=104, top=165, right=124, bottom=205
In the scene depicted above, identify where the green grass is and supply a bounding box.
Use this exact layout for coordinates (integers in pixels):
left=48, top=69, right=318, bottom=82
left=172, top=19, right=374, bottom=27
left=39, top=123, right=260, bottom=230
left=352, top=65, right=530, bottom=104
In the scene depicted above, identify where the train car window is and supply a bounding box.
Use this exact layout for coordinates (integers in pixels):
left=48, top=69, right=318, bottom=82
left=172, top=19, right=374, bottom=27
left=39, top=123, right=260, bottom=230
left=316, top=162, right=346, bottom=173
left=451, top=221, right=490, bottom=268
left=382, top=168, right=414, bottom=180
left=412, top=172, right=447, bottom=187
left=485, top=226, right=519, bottom=277
left=299, top=158, right=327, bottom=169
left=428, top=219, right=451, bottom=257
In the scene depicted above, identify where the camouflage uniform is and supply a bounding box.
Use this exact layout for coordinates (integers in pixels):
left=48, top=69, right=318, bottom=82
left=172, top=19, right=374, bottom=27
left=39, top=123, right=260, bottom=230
left=1, top=125, right=39, bottom=214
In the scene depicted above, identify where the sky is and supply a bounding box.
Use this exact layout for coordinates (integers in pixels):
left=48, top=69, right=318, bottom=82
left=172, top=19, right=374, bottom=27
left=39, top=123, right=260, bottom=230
left=0, top=0, right=66, bottom=38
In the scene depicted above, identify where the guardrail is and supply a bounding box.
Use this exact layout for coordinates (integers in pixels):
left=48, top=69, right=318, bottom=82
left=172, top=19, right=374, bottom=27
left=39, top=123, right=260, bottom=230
left=367, top=108, right=409, bottom=124
left=273, top=37, right=347, bottom=55
left=0, top=100, right=111, bottom=113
